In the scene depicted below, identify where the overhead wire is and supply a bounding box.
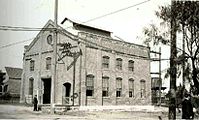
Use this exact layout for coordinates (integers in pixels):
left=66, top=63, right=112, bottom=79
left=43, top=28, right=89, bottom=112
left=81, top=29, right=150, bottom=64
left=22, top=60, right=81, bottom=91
left=0, top=38, right=33, bottom=49
left=82, top=0, right=151, bottom=24
left=0, top=0, right=152, bottom=61
left=0, top=0, right=151, bottom=31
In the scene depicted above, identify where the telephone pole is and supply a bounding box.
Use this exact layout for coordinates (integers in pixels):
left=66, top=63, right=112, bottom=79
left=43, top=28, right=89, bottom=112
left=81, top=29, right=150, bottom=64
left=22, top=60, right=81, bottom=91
left=51, top=0, right=58, bottom=114
left=169, top=1, right=177, bottom=119
left=150, top=48, right=161, bottom=106
left=158, top=47, right=161, bottom=106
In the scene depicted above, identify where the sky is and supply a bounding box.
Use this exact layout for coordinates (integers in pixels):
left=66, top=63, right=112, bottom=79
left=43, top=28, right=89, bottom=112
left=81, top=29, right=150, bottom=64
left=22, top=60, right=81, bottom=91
left=0, top=0, right=171, bottom=87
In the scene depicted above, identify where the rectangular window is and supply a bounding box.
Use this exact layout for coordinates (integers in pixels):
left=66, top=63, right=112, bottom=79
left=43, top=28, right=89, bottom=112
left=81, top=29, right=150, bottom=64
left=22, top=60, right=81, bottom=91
left=102, top=56, right=110, bottom=68
left=140, top=80, right=146, bottom=98
left=128, top=60, right=134, bottom=71
left=116, top=78, right=122, bottom=97
left=29, top=79, right=34, bottom=95
left=102, top=77, right=109, bottom=97
left=129, top=79, right=134, bottom=97
left=46, top=57, right=51, bottom=70
left=116, top=58, right=122, bottom=70
left=30, top=60, right=35, bottom=71
left=86, top=75, right=94, bottom=96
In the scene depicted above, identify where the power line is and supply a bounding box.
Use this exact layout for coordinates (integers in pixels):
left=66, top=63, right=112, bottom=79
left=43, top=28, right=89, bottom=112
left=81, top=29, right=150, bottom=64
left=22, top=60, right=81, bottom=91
left=0, top=38, right=33, bottom=49
left=82, top=0, right=151, bottom=24
left=0, top=0, right=151, bottom=32
left=64, top=0, right=151, bottom=30
left=0, top=0, right=151, bottom=50
left=0, top=27, right=55, bottom=31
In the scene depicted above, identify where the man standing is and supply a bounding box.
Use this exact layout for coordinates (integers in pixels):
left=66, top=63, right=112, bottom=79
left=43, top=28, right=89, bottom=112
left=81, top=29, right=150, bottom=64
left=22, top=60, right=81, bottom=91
left=33, top=95, right=38, bottom=111
left=182, top=93, right=194, bottom=119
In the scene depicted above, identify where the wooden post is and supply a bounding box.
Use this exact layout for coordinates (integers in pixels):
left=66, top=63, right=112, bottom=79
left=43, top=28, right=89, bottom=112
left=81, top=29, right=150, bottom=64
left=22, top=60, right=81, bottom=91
left=169, top=1, right=177, bottom=119
left=51, top=0, right=58, bottom=114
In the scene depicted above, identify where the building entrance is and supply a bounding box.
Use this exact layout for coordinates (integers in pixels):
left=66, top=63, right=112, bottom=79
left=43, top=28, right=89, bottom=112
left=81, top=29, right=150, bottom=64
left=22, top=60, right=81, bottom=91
left=63, top=82, right=71, bottom=104
left=42, top=78, right=51, bottom=104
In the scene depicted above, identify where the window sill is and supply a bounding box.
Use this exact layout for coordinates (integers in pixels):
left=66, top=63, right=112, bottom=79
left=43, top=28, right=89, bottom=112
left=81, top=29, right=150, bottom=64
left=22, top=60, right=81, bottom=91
left=102, top=96, right=110, bottom=99
left=86, top=96, right=95, bottom=99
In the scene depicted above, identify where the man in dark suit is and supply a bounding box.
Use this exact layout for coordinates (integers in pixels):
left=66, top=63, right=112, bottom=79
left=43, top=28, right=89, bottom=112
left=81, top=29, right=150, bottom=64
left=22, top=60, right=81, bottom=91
left=33, top=95, right=38, bottom=111
left=182, top=93, right=194, bottom=119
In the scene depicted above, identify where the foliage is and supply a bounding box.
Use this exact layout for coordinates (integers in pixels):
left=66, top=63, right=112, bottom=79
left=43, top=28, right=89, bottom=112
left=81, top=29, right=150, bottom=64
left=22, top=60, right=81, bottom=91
left=142, top=1, right=199, bottom=95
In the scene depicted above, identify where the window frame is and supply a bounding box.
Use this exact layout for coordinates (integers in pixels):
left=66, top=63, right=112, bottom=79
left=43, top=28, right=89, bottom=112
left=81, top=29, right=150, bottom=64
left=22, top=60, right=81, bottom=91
left=29, top=78, right=34, bottom=96
left=102, top=56, right=110, bottom=69
left=116, top=58, right=123, bottom=70
left=140, top=80, right=146, bottom=98
left=102, top=76, right=109, bottom=97
left=129, top=78, right=134, bottom=98
left=128, top=60, right=134, bottom=71
left=116, top=77, right=122, bottom=97
left=86, top=74, right=94, bottom=97
left=30, top=60, right=35, bottom=71
left=46, top=57, right=52, bottom=70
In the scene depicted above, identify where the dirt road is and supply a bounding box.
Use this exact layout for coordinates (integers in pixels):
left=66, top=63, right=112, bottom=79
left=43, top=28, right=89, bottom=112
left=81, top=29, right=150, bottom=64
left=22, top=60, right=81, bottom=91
left=0, top=104, right=170, bottom=120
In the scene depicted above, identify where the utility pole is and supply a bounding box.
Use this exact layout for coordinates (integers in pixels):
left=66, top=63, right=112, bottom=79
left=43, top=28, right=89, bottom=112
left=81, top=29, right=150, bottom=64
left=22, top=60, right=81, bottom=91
left=169, top=1, right=177, bottom=119
left=51, top=0, right=58, bottom=114
left=158, top=47, right=162, bottom=106
left=182, top=1, right=185, bottom=86
left=72, top=54, right=76, bottom=106
left=150, top=49, right=161, bottom=106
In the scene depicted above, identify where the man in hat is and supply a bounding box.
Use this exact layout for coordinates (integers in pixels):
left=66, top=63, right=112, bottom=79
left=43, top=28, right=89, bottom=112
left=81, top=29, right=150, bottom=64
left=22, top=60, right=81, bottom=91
left=182, top=93, right=194, bottom=119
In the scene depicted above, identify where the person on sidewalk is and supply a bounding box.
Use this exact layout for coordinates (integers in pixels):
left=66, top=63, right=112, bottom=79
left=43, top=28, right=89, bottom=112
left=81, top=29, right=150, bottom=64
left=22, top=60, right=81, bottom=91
left=33, top=95, right=38, bottom=111
left=182, top=93, right=194, bottom=119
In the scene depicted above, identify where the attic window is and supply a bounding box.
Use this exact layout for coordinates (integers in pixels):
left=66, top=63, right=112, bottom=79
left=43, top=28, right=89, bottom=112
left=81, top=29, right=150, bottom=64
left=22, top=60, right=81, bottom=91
left=47, top=34, right=53, bottom=45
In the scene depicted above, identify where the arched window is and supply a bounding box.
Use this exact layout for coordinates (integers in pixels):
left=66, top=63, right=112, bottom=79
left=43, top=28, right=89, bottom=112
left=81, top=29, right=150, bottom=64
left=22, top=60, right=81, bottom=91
left=86, top=74, right=94, bottom=96
left=102, top=56, right=110, bottom=68
left=29, top=78, right=34, bottom=95
left=30, top=60, right=35, bottom=71
left=46, top=57, right=52, bottom=70
left=102, top=76, right=109, bottom=97
left=140, top=80, right=146, bottom=98
left=116, top=58, right=122, bottom=70
left=129, top=78, right=134, bottom=97
left=116, top=77, right=122, bottom=97
left=128, top=60, right=134, bottom=71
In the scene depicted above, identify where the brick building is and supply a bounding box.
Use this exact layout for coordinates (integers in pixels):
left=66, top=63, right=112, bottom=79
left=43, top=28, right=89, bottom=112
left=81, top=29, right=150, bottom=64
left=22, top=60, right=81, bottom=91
left=20, top=19, right=151, bottom=106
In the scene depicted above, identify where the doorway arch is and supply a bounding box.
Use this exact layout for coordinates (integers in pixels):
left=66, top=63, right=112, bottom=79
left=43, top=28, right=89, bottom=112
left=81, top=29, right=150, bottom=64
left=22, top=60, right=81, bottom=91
left=63, top=82, right=71, bottom=104
left=63, top=82, right=71, bottom=97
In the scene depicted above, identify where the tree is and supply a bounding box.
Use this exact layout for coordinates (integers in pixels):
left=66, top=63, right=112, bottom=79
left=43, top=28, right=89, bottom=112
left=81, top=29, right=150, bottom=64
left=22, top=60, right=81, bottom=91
left=143, top=1, right=199, bottom=95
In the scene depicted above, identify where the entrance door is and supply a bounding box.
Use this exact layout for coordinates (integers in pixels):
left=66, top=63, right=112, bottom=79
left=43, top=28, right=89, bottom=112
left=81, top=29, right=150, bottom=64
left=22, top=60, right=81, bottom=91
left=63, top=82, right=71, bottom=104
left=42, top=78, right=51, bottom=104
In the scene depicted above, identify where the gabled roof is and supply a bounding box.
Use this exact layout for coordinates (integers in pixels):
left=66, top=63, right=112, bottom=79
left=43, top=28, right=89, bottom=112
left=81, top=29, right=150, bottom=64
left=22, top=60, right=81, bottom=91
left=25, top=20, right=55, bottom=52
left=61, top=17, right=112, bottom=36
left=25, top=19, right=77, bottom=52
left=5, top=67, right=22, bottom=79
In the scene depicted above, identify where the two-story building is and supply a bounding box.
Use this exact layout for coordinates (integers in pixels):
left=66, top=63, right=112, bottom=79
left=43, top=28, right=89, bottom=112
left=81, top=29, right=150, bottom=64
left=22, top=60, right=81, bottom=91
left=20, top=19, right=151, bottom=106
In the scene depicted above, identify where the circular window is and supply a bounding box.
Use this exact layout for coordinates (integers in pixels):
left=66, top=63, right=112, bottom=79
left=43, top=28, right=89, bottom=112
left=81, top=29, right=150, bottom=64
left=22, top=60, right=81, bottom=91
left=47, top=34, right=53, bottom=45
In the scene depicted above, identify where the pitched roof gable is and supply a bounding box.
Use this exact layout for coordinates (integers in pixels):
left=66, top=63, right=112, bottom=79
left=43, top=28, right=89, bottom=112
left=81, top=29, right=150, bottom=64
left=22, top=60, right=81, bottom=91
left=25, top=20, right=55, bottom=52
left=5, top=67, right=22, bottom=79
left=25, top=19, right=77, bottom=52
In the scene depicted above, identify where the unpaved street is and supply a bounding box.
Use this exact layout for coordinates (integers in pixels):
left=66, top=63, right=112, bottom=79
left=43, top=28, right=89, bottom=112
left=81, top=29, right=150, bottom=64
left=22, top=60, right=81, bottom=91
left=0, top=104, right=170, bottom=120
